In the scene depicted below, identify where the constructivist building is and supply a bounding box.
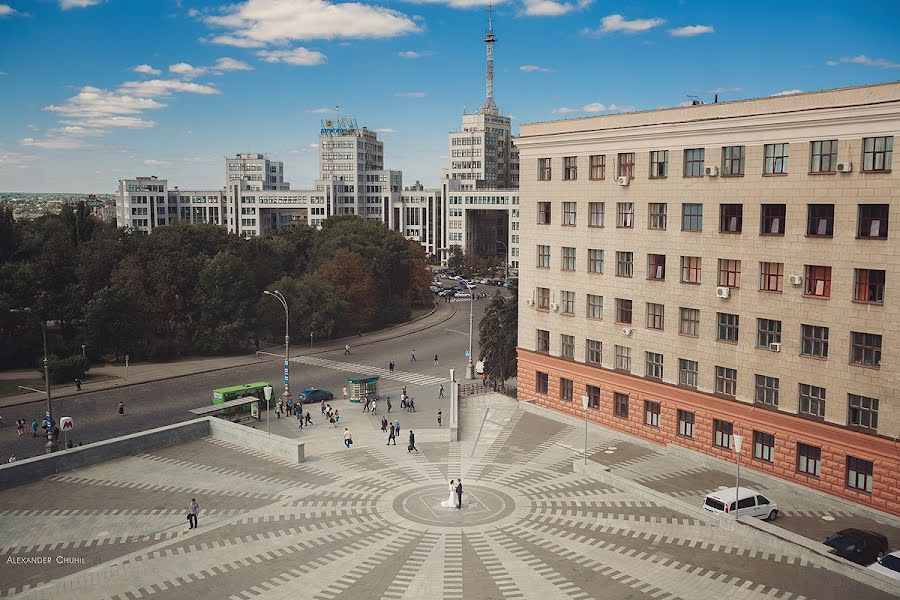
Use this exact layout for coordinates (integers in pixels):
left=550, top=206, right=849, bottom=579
left=515, top=82, right=900, bottom=514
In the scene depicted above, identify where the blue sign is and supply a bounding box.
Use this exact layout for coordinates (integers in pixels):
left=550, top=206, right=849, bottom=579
left=283, top=376, right=289, bottom=384
left=283, top=360, right=289, bottom=369
left=464, top=350, right=471, bottom=358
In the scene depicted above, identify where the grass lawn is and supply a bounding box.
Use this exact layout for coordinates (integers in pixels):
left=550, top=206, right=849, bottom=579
left=409, top=306, right=433, bottom=321
left=0, top=378, right=47, bottom=397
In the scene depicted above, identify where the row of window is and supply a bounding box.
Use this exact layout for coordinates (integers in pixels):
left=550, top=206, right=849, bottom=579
left=537, top=137, right=893, bottom=181
left=537, top=201, right=889, bottom=240
left=536, top=374, right=877, bottom=493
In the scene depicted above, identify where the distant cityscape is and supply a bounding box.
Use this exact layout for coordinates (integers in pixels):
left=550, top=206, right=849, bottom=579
left=0, top=192, right=117, bottom=222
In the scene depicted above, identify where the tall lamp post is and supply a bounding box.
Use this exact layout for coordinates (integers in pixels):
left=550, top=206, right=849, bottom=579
left=495, top=240, right=509, bottom=280
left=263, top=385, right=273, bottom=436
left=263, top=290, right=291, bottom=431
left=465, top=281, right=475, bottom=379
left=733, top=433, right=744, bottom=519
left=10, top=308, right=52, bottom=421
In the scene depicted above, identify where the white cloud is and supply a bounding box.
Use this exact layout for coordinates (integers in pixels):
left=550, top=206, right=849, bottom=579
left=669, top=24, right=714, bottom=37
left=257, top=48, right=326, bottom=66
left=143, top=159, right=170, bottom=166
left=212, top=57, right=253, bottom=72
left=520, top=64, right=552, bottom=72
left=0, top=150, right=37, bottom=169
left=703, top=86, right=742, bottom=94
left=133, top=64, right=162, bottom=76
left=826, top=55, right=900, bottom=69
left=583, top=13, right=665, bottom=36
left=552, top=102, right=634, bottom=115
left=398, top=50, right=427, bottom=59
left=46, top=86, right=167, bottom=117
left=203, top=0, right=420, bottom=45
left=61, top=116, right=156, bottom=129
left=21, top=136, right=88, bottom=150
left=117, top=79, right=220, bottom=97
left=395, top=91, right=426, bottom=98
left=0, top=4, right=20, bottom=17
left=521, top=0, right=591, bottom=17
left=60, top=0, right=102, bottom=8
left=208, top=35, right=267, bottom=48
left=770, top=89, right=803, bottom=97
left=169, top=62, right=208, bottom=78
left=307, top=107, right=338, bottom=114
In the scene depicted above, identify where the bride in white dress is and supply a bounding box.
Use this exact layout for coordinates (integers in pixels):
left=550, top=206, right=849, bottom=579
left=441, top=479, right=459, bottom=508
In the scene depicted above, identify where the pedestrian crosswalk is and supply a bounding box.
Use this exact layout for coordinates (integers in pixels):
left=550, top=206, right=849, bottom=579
left=259, top=352, right=446, bottom=387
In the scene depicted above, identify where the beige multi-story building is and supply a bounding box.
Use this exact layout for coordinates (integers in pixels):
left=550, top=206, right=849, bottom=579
left=516, top=82, right=900, bottom=515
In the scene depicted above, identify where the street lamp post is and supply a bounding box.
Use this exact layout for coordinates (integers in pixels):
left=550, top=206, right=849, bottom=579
left=263, top=385, right=273, bottom=435
left=81, top=344, right=86, bottom=357
left=496, top=240, right=509, bottom=280
left=263, top=290, right=291, bottom=424
left=465, top=281, right=475, bottom=380
left=9, top=308, right=52, bottom=421
left=733, top=434, right=744, bottom=519
left=310, top=331, right=313, bottom=350
left=581, top=395, right=589, bottom=465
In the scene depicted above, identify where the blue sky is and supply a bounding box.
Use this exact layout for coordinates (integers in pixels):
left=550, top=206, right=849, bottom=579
left=0, top=0, right=898, bottom=192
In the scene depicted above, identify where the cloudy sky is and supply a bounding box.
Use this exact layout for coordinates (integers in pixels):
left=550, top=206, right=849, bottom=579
left=0, top=0, right=898, bottom=192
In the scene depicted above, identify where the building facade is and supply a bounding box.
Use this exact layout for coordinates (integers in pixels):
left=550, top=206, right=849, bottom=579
left=516, top=82, right=900, bottom=515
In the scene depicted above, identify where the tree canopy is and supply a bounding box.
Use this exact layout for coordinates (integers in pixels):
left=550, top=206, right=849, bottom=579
left=477, top=286, right=518, bottom=383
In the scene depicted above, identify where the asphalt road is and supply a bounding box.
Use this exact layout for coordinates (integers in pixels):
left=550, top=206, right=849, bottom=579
left=1, top=284, right=498, bottom=461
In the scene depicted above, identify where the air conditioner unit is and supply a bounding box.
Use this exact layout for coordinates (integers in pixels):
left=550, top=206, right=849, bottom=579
left=788, top=274, right=803, bottom=286
left=837, top=161, right=853, bottom=173
left=525, top=298, right=534, bottom=306
left=622, top=327, right=633, bottom=336
left=616, top=176, right=630, bottom=186
left=549, top=302, right=559, bottom=312
left=704, top=166, right=719, bottom=177
left=768, top=342, right=781, bottom=352
left=715, top=286, right=730, bottom=299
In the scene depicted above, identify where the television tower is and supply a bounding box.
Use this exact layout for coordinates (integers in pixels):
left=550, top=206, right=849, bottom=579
left=481, top=3, right=499, bottom=115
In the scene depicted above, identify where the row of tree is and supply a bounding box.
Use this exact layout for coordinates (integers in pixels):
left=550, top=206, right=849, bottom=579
left=0, top=203, right=433, bottom=368
left=478, top=283, right=518, bottom=384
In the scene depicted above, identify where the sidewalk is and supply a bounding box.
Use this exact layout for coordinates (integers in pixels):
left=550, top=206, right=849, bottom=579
left=0, top=303, right=455, bottom=410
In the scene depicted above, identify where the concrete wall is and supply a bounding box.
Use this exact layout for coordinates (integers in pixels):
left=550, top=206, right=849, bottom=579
left=208, top=418, right=304, bottom=463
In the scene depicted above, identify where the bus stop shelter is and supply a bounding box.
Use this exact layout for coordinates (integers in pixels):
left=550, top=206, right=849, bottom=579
left=190, top=397, right=263, bottom=422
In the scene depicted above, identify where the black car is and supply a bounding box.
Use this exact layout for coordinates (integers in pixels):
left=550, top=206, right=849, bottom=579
left=824, top=528, right=889, bottom=565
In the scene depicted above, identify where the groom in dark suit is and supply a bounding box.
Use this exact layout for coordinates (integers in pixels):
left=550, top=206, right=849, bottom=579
left=455, top=479, right=463, bottom=509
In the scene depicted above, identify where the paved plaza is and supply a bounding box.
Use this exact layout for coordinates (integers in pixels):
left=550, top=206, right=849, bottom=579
left=1, top=395, right=898, bottom=599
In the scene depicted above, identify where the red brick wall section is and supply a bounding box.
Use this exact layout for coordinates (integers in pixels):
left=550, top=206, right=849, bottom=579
left=517, top=348, right=900, bottom=517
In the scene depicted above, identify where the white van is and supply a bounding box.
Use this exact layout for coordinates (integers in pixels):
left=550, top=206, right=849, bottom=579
left=702, top=487, right=778, bottom=520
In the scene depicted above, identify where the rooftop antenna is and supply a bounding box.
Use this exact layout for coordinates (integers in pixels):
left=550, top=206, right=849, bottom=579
left=480, top=2, right=499, bottom=115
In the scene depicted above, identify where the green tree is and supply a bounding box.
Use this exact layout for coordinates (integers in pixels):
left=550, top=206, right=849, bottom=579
left=316, top=248, right=377, bottom=334
left=193, top=252, right=257, bottom=353
left=83, top=285, right=141, bottom=360
left=478, top=288, right=518, bottom=383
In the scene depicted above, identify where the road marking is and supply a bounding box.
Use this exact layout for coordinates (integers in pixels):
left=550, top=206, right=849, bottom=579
left=258, top=352, right=446, bottom=386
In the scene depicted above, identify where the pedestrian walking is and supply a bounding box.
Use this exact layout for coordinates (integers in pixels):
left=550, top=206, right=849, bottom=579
left=187, top=498, right=200, bottom=529
left=344, top=428, right=353, bottom=448
left=329, top=413, right=336, bottom=428
left=344, top=344, right=351, bottom=355
left=409, top=398, right=416, bottom=412
left=400, top=393, right=406, bottom=410
left=15, top=419, right=23, bottom=436
left=363, top=396, right=371, bottom=412
left=342, top=386, right=349, bottom=401
left=434, top=354, right=439, bottom=366
left=305, top=411, right=312, bottom=426
left=321, top=400, right=326, bottom=415
left=74, top=378, right=82, bottom=391
left=334, top=409, right=340, bottom=424
left=387, top=424, right=396, bottom=445
left=386, top=397, right=392, bottom=413
left=31, top=419, right=38, bottom=437
left=276, top=400, right=283, bottom=419
left=438, top=384, right=444, bottom=399
left=394, top=418, right=400, bottom=437
left=118, top=401, right=125, bottom=416
left=389, top=360, right=394, bottom=373
left=381, top=416, right=388, bottom=432
left=372, top=400, right=377, bottom=415
left=410, top=349, right=416, bottom=362
left=297, top=408, right=304, bottom=429
left=408, top=430, right=418, bottom=453
left=437, top=409, right=442, bottom=427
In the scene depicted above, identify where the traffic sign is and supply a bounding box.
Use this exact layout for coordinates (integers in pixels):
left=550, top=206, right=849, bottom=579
left=60, top=416, right=74, bottom=430
left=464, top=350, right=471, bottom=358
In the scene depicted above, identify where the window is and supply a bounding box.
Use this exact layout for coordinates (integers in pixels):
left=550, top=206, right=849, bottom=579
left=562, top=202, right=577, bottom=226
left=563, top=156, right=577, bottom=180
left=614, top=392, right=629, bottom=418
left=588, top=202, right=605, bottom=227
left=764, top=143, right=789, bottom=174
left=753, top=431, right=775, bottom=462
left=617, top=153, right=634, bottom=179
left=586, top=294, right=603, bottom=319
left=682, top=203, right=703, bottom=231
left=560, top=290, right=575, bottom=315
left=851, top=332, right=881, bottom=368
left=854, top=269, right=885, bottom=304
left=646, top=303, right=664, bottom=330
left=803, top=265, right=831, bottom=298
left=756, top=318, right=782, bottom=349
left=645, top=400, right=661, bottom=426
left=797, top=443, right=821, bottom=477
left=537, top=371, right=549, bottom=393
left=645, top=353, right=664, bottom=380
left=713, top=419, right=733, bottom=449
left=720, top=204, right=743, bottom=233
left=678, top=359, right=698, bottom=388
left=536, top=329, right=550, bottom=352
left=586, top=339, right=602, bottom=364
left=647, top=254, right=666, bottom=281
left=759, top=262, right=783, bottom=293
left=677, top=409, right=695, bottom=437
left=537, top=202, right=551, bottom=224
left=649, top=203, right=667, bottom=230
left=684, top=148, right=705, bottom=177
left=588, top=249, right=604, bottom=273
left=847, top=456, right=873, bottom=493
left=586, top=385, right=601, bottom=409
left=614, top=345, right=631, bottom=372
left=722, top=145, right=745, bottom=176
left=538, top=158, right=551, bottom=180
left=679, top=308, right=700, bottom=337
left=799, top=384, right=826, bottom=418
left=615, top=298, right=633, bottom=324
left=810, top=140, right=838, bottom=173
left=807, top=204, right=834, bottom=237
left=718, top=259, right=741, bottom=288
left=536, top=287, right=550, bottom=310
left=537, top=245, right=550, bottom=268
left=680, top=256, right=701, bottom=285
left=715, top=366, right=737, bottom=397
left=862, top=136, right=892, bottom=172
left=560, top=377, right=574, bottom=401
left=617, top=202, right=634, bottom=228
left=589, top=154, right=606, bottom=180
left=754, top=374, right=779, bottom=406
left=716, top=313, right=739, bottom=343
left=616, top=251, right=633, bottom=277
left=760, top=204, right=786, bottom=235
left=561, top=247, right=576, bottom=271
left=857, top=204, right=889, bottom=239
left=801, top=324, right=829, bottom=358
left=650, top=150, right=668, bottom=178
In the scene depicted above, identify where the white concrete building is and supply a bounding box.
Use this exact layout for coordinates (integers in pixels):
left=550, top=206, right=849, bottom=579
left=398, top=181, right=443, bottom=256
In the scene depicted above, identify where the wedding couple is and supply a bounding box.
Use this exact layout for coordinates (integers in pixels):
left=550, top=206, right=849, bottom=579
left=441, top=479, right=463, bottom=509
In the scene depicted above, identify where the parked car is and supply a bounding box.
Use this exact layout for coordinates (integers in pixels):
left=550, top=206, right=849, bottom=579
left=297, top=388, right=334, bottom=404
left=454, top=291, right=472, bottom=298
left=825, top=529, right=889, bottom=565
left=702, top=487, right=778, bottom=520
left=437, top=289, right=455, bottom=297
left=870, top=551, right=900, bottom=580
